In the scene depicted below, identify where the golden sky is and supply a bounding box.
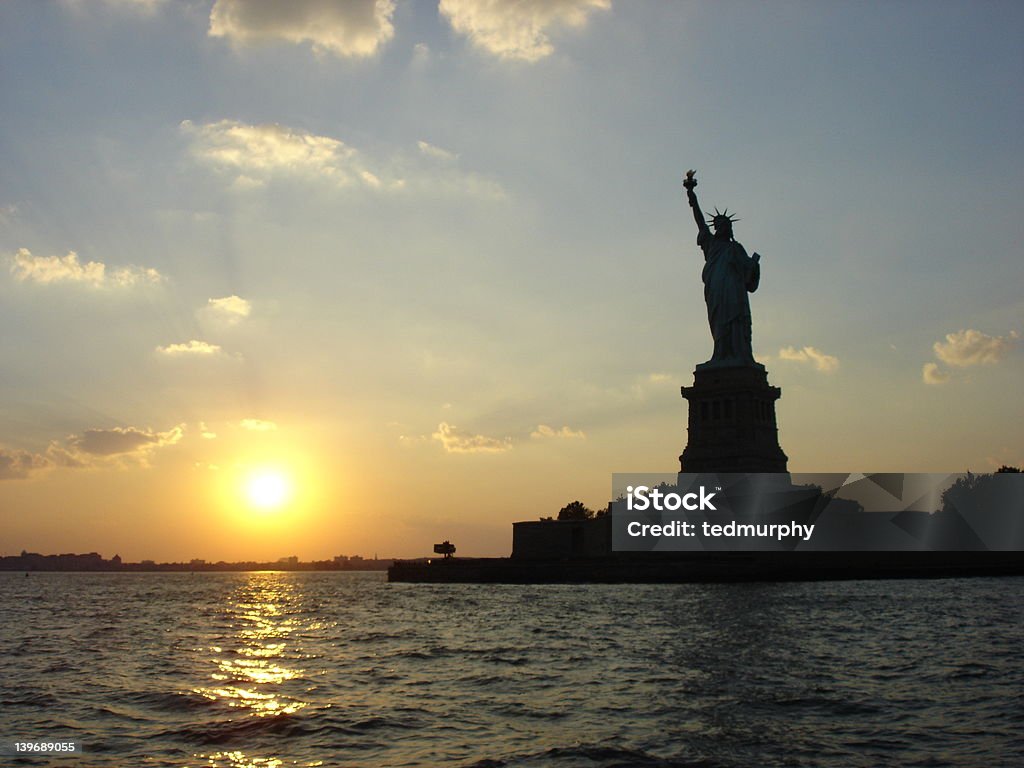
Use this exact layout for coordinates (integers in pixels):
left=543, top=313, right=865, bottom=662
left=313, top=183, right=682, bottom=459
left=1, top=1, right=1022, bottom=559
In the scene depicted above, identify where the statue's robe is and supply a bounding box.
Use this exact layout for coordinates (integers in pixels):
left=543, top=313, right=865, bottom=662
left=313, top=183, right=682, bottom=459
left=698, top=227, right=760, bottom=366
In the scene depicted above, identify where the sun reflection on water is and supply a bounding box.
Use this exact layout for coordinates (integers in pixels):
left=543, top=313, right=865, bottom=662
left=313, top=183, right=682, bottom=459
left=199, top=752, right=325, bottom=768
left=193, top=574, right=312, bottom=718
left=190, top=574, right=337, bottom=768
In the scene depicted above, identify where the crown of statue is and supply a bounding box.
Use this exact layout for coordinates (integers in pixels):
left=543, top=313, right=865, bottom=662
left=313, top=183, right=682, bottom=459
left=706, top=207, right=740, bottom=229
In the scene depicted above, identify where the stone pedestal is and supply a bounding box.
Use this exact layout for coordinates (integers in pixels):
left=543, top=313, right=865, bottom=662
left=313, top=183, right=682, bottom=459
left=679, top=365, right=788, bottom=473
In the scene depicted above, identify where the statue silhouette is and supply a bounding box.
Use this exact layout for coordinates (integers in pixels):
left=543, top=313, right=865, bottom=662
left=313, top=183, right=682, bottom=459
left=684, top=171, right=762, bottom=369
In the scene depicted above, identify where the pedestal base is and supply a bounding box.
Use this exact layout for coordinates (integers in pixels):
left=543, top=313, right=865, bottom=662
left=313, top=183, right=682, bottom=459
left=679, top=365, right=788, bottom=473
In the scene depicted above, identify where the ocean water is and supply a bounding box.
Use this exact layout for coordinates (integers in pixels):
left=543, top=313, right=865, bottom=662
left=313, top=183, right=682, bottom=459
left=1, top=572, right=1021, bottom=767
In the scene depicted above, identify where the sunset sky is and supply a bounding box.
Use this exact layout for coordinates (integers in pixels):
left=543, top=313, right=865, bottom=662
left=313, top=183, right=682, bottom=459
left=1, top=0, right=1021, bottom=560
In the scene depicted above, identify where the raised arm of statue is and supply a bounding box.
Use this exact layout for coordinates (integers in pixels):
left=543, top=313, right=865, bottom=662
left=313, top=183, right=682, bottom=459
left=683, top=170, right=709, bottom=234
left=688, top=190, right=708, bottom=233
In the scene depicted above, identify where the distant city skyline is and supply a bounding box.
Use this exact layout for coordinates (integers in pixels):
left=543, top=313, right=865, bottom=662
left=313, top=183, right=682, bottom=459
left=1, top=549, right=392, bottom=571
left=1, top=0, right=1021, bottom=559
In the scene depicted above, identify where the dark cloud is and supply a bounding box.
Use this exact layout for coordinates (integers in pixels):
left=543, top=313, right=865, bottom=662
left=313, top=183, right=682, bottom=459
left=69, top=426, right=183, bottom=456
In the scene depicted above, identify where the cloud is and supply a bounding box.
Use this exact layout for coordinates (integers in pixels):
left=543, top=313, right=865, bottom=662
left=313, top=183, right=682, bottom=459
left=182, top=119, right=372, bottom=187
left=209, top=0, right=395, bottom=58
left=156, top=339, right=223, bottom=357
left=531, top=424, right=586, bottom=439
left=432, top=422, right=512, bottom=454
left=922, top=362, right=950, bottom=386
left=69, top=425, right=183, bottom=457
left=239, top=419, right=277, bottom=431
left=9, top=248, right=164, bottom=288
left=778, top=345, right=840, bottom=373
left=182, top=119, right=505, bottom=199
left=932, top=329, right=1018, bottom=367
left=0, top=448, right=49, bottom=480
left=2, top=424, right=184, bottom=478
left=622, top=372, right=675, bottom=400
left=182, top=119, right=407, bottom=192
left=44, top=443, right=86, bottom=469
left=418, top=140, right=457, bottom=161
left=199, top=422, right=218, bottom=439
left=439, top=0, right=610, bottom=62
left=199, top=295, right=252, bottom=326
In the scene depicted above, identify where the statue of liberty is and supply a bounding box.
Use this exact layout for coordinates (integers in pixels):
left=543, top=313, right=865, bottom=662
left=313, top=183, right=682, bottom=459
left=683, top=170, right=763, bottom=369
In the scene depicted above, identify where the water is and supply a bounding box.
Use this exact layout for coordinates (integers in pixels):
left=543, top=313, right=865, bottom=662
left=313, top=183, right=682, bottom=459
left=1, top=572, right=1021, bottom=767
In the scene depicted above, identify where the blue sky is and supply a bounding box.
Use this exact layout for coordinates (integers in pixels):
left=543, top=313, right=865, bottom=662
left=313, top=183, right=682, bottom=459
left=0, top=0, right=1021, bottom=559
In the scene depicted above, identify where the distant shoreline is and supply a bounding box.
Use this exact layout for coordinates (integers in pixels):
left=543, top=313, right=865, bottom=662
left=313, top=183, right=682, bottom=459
left=1, top=552, right=392, bottom=573
left=4, top=568, right=392, bottom=573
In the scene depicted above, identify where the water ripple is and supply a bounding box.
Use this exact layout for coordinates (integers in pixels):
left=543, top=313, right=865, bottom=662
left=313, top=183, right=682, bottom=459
left=1, top=573, right=1021, bottom=767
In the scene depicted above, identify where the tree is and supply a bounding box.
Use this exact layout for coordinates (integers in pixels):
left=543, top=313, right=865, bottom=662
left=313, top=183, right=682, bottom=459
left=557, top=500, right=594, bottom=521
left=941, top=468, right=1021, bottom=514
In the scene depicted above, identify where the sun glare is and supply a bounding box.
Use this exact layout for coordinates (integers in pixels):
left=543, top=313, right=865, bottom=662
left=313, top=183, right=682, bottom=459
left=245, top=470, right=291, bottom=511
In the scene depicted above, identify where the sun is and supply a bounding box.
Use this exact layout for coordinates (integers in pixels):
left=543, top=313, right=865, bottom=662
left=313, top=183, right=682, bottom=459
left=244, top=470, right=292, bottom=511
